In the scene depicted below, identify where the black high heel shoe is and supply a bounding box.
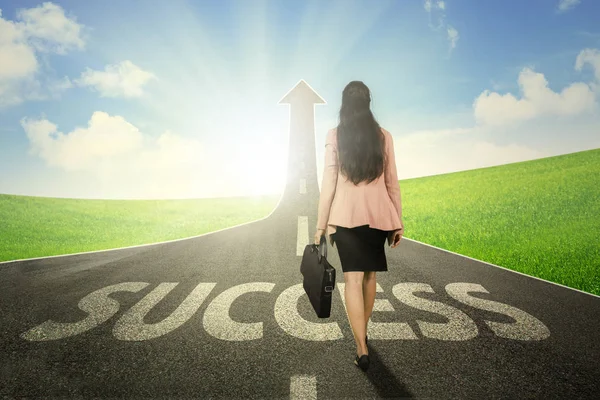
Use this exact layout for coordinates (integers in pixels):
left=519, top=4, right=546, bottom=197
left=353, top=335, right=369, bottom=371
left=354, top=354, right=370, bottom=371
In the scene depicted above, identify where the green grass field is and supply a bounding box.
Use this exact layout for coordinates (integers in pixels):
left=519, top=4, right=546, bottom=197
left=0, top=195, right=280, bottom=262
left=1, top=147, right=599, bottom=296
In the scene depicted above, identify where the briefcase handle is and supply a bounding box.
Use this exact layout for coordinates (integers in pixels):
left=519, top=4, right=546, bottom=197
left=317, top=234, right=327, bottom=263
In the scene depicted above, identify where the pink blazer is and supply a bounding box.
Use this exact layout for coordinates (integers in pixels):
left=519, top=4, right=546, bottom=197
left=316, top=127, right=404, bottom=244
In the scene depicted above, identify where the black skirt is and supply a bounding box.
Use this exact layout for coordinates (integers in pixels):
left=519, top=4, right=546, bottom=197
left=331, top=224, right=390, bottom=273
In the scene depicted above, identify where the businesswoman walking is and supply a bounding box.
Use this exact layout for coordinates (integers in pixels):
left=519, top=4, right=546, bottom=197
left=314, top=81, right=404, bottom=372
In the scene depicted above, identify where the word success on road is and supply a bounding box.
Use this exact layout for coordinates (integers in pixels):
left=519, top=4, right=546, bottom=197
left=21, top=281, right=551, bottom=342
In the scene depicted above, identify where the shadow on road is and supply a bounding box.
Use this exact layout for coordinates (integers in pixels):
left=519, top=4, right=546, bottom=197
left=365, top=346, right=415, bottom=399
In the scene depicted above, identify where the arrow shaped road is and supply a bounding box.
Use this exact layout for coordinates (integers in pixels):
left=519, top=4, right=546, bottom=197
left=1, top=80, right=600, bottom=399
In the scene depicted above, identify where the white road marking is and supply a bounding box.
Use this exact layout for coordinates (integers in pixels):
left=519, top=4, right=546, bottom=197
left=444, top=282, right=550, bottom=340
left=113, top=282, right=215, bottom=341
left=21, top=281, right=550, bottom=342
left=337, top=283, right=418, bottom=340
left=274, top=283, right=343, bottom=341
left=290, top=375, right=317, bottom=400
left=390, top=282, right=479, bottom=340
left=372, top=282, right=395, bottom=312
left=20, top=282, right=150, bottom=341
left=299, top=179, right=306, bottom=194
left=203, top=282, right=276, bottom=341
left=297, top=216, right=309, bottom=256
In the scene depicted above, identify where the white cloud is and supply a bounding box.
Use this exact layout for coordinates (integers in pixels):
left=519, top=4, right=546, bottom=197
left=19, top=111, right=258, bottom=199
left=473, top=49, right=600, bottom=126
left=388, top=110, right=600, bottom=182
left=424, top=0, right=445, bottom=12
left=424, top=0, right=433, bottom=12
left=0, top=75, right=45, bottom=107
left=0, top=36, right=37, bottom=80
left=74, top=60, right=157, bottom=98
left=388, top=47, right=600, bottom=180
left=447, top=26, right=459, bottom=50
left=0, top=3, right=85, bottom=107
left=16, top=2, right=85, bottom=54
left=557, top=0, right=581, bottom=12
left=46, top=75, right=73, bottom=96
left=393, top=127, right=544, bottom=179
left=22, top=111, right=145, bottom=171
left=575, top=48, right=600, bottom=82
left=0, top=10, right=38, bottom=81
left=423, top=0, right=458, bottom=52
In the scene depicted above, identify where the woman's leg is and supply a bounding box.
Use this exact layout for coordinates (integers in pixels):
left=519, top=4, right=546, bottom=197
left=343, top=271, right=368, bottom=357
left=363, top=271, right=377, bottom=334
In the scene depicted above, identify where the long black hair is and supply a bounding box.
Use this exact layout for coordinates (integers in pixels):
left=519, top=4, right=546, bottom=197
left=336, top=81, right=385, bottom=185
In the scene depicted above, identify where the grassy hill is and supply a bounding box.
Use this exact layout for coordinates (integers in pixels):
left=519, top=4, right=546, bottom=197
left=398, top=147, right=600, bottom=296
left=1, top=147, right=599, bottom=295
left=0, top=195, right=279, bottom=262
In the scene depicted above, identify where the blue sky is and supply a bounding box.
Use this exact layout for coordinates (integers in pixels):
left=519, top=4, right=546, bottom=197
left=0, top=0, right=599, bottom=199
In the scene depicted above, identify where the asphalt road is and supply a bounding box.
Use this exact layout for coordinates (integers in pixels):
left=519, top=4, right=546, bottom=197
left=1, top=204, right=600, bottom=399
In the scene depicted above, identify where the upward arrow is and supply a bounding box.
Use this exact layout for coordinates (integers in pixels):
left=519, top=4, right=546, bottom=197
left=273, top=79, right=327, bottom=219
left=278, top=79, right=326, bottom=105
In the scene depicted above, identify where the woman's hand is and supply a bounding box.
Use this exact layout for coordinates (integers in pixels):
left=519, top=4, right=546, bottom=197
left=391, top=223, right=404, bottom=248
left=314, top=229, right=326, bottom=245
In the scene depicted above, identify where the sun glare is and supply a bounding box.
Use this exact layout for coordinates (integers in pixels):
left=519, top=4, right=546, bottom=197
left=212, top=104, right=289, bottom=198
left=237, top=135, right=287, bottom=197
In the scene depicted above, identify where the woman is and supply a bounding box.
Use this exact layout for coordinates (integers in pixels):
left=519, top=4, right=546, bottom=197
left=314, top=81, right=404, bottom=372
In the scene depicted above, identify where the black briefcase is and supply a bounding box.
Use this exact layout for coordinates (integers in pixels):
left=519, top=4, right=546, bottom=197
left=300, top=235, right=336, bottom=318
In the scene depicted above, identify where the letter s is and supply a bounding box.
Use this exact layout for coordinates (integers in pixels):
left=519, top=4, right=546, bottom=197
left=392, top=282, right=479, bottom=340
left=20, top=282, right=149, bottom=341
left=445, top=283, right=550, bottom=341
